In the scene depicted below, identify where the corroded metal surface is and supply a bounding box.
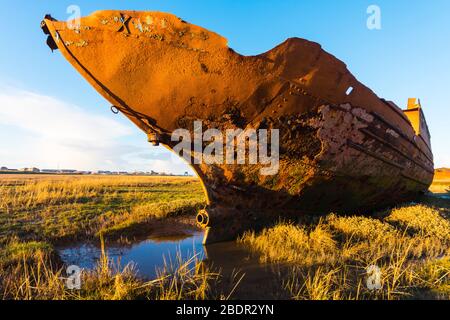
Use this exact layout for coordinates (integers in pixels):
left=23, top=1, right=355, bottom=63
left=41, top=10, right=434, bottom=244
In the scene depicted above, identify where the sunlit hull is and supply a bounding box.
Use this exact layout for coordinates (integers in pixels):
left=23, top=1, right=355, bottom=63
left=42, top=10, right=434, bottom=244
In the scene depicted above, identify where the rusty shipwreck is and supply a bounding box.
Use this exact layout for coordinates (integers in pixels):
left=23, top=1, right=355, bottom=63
left=41, top=10, right=434, bottom=244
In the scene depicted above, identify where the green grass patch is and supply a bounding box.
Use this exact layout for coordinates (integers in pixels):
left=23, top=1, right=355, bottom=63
left=0, top=176, right=206, bottom=244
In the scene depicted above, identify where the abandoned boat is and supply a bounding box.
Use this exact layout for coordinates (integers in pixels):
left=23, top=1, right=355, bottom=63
left=41, top=10, right=434, bottom=244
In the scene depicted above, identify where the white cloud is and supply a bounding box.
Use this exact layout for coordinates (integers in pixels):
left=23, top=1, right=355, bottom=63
left=0, top=87, right=193, bottom=174
left=435, top=154, right=450, bottom=169
left=0, top=88, right=132, bottom=142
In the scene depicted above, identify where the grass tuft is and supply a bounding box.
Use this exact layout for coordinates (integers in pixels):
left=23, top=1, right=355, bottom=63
left=240, top=204, right=450, bottom=300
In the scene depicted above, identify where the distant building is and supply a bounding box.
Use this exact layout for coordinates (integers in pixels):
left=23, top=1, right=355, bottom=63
left=1, top=166, right=175, bottom=176
left=19, top=167, right=40, bottom=173
left=59, top=169, right=77, bottom=174
left=41, top=169, right=59, bottom=174
left=97, top=170, right=112, bottom=175
left=76, top=171, right=92, bottom=175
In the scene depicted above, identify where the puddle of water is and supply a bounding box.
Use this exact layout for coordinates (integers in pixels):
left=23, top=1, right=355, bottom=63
left=58, top=232, right=205, bottom=279
left=203, top=242, right=291, bottom=299
left=429, top=193, right=450, bottom=200
left=58, top=232, right=289, bottom=298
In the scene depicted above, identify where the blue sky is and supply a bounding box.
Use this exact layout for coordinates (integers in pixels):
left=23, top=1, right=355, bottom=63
left=0, top=0, right=449, bottom=173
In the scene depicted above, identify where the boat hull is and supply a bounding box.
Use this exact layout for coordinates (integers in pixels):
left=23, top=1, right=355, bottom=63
left=41, top=11, right=434, bottom=244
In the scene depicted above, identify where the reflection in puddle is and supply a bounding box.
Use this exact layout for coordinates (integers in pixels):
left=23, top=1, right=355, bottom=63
left=58, top=232, right=204, bottom=279
left=58, top=231, right=289, bottom=298
left=203, top=242, right=291, bottom=299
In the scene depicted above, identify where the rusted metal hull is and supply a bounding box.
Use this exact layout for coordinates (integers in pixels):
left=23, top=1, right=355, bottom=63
left=41, top=10, right=434, bottom=244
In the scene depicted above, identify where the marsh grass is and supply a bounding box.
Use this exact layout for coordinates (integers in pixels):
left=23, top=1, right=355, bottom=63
left=429, top=169, right=450, bottom=193
left=1, top=174, right=449, bottom=300
left=0, top=175, right=206, bottom=244
left=0, top=236, right=224, bottom=300
left=240, top=204, right=450, bottom=300
left=0, top=175, right=215, bottom=300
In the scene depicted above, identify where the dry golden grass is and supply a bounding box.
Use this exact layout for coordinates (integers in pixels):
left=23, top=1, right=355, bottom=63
left=0, top=236, right=225, bottom=300
left=240, top=204, right=450, bottom=300
left=239, top=221, right=337, bottom=266
left=0, top=175, right=202, bottom=211
left=0, top=175, right=206, bottom=244
left=386, top=205, right=450, bottom=241
left=1, top=174, right=449, bottom=300
left=429, top=169, right=450, bottom=193
left=0, top=175, right=214, bottom=300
